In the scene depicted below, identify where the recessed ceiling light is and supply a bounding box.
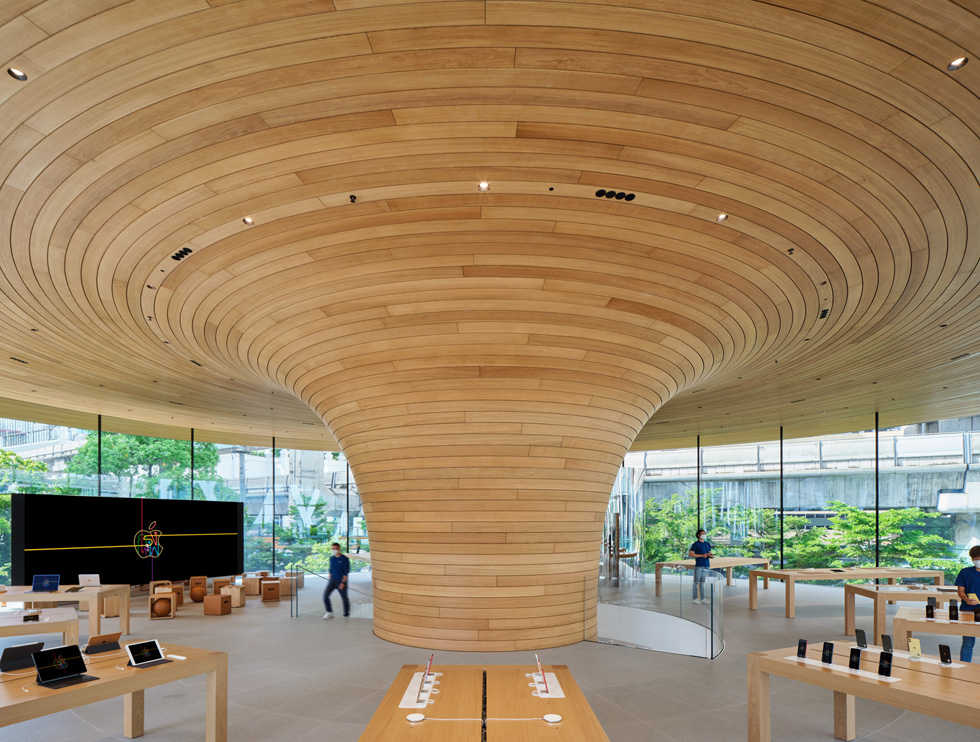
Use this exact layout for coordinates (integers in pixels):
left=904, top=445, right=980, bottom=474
left=948, top=57, right=968, bottom=71
left=478, top=182, right=490, bottom=192
left=7, top=68, right=27, bottom=81
left=716, top=213, right=728, bottom=223
left=242, top=217, right=254, bottom=225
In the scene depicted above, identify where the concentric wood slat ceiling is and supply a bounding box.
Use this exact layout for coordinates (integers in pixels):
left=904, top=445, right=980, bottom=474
left=2, top=0, right=979, bottom=648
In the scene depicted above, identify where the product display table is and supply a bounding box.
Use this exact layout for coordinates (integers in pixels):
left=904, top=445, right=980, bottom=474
left=748, top=643, right=980, bottom=741
left=843, top=583, right=957, bottom=641
left=654, top=557, right=770, bottom=596
left=892, top=605, right=980, bottom=645
left=360, top=664, right=607, bottom=741
left=748, top=568, right=943, bottom=618
left=0, top=607, right=79, bottom=647
left=4, top=584, right=131, bottom=637
left=0, top=641, right=226, bottom=740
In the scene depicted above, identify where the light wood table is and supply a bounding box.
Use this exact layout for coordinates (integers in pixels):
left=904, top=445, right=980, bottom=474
left=844, top=583, right=957, bottom=641
left=0, top=641, right=226, bottom=741
left=748, top=568, right=943, bottom=618
left=0, top=608, right=79, bottom=647
left=360, top=664, right=608, bottom=741
left=748, top=643, right=980, bottom=741
left=485, top=665, right=608, bottom=741
left=655, top=557, right=770, bottom=596
left=892, top=605, right=980, bottom=645
left=4, top=585, right=131, bottom=638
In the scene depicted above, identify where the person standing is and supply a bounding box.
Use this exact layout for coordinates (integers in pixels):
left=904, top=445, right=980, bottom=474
left=323, top=542, right=351, bottom=619
left=688, top=529, right=714, bottom=604
left=954, top=544, right=980, bottom=661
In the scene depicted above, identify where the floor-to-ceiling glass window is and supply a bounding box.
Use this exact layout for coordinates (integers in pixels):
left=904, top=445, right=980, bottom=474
left=0, top=416, right=99, bottom=581
left=638, top=444, right=700, bottom=569
left=878, top=418, right=974, bottom=582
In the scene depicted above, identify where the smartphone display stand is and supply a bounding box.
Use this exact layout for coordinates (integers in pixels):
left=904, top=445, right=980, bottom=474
left=788, top=655, right=900, bottom=682
left=526, top=671, right=565, bottom=698
left=849, top=646, right=965, bottom=669
left=398, top=671, right=442, bottom=709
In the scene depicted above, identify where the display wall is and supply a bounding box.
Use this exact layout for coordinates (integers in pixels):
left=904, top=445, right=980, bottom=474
left=11, top=494, right=244, bottom=585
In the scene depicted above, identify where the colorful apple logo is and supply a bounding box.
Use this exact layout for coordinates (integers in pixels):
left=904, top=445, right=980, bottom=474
left=134, top=521, right=163, bottom=559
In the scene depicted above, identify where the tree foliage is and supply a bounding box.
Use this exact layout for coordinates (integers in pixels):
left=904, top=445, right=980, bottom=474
left=67, top=432, right=219, bottom=498
left=639, top=490, right=962, bottom=580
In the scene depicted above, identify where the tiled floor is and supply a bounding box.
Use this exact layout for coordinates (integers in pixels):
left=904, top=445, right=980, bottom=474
left=0, top=577, right=970, bottom=741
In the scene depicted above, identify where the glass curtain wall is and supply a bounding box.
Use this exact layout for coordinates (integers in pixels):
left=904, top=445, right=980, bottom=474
left=635, top=416, right=980, bottom=580
left=0, top=417, right=368, bottom=581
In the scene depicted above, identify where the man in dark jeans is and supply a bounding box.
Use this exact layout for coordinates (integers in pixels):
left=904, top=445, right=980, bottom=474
left=323, top=542, right=350, bottom=619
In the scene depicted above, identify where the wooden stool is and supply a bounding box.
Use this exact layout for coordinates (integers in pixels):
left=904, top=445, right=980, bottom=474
left=243, top=576, right=262, bottom=596
left=278, top=577, right=294, bottom=596
left=285, top=571, right=304, bottom=588
left=204, top=594, right=232, bottom=615
left=190, top=576, right=208, bottom=592
left=162, top=584, right=185, bottom=606
left=221, top=585, right=246, bottom=608
left=257, top=571, right=270, bottom=577
left=261, top=580, right=280, bottom=602
left=220, top=585, right=246, bottom=607
left=149, top=593, right=177, bottom=619
left=212, top=578, right=231, bottom=595
left=149, top=580, right=171, bottom=597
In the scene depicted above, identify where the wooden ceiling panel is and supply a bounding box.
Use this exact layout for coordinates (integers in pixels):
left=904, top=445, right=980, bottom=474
left=1, top=0, right=979, bottom=648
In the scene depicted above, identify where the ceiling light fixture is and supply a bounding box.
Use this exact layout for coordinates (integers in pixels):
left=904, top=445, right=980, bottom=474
left=242, top=217, right=254, bottom=225
left=948, top=57, right=968, bottom=71
left=478, top=182, right=490, bottom=192
left=716, top=213, right=728, bottom=223
left=7, top=68, right=27, bottom=81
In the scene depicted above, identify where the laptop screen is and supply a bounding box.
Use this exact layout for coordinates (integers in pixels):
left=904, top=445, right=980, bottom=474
left=126, top=640, right=165, bottom=667
left=78, top=574, right=100, bottom=587
left=33, top=645, right=87, bottom=684
left=31, top=575, right=60, bottom=592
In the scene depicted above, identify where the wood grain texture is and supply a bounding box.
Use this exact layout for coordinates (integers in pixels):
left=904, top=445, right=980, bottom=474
left=1, top=1, right=979, bottom=648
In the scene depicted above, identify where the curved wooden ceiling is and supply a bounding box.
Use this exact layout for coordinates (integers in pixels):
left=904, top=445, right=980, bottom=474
left=1, top=1, right=979, bottom=449
left=2, top=0, right=980, bottom=648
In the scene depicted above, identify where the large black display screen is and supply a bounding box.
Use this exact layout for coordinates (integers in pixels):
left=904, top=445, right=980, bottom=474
left=11, top=494, right=244, bottom=586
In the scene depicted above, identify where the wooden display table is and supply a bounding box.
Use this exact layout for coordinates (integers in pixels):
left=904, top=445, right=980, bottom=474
left=360, top=664, right=607, bottom=741
left=0, top=641, right=226, bottom=741
left=4, top=584, right=131, bottom=638
left=892, top=605, right=980, bottom=645
left=748, top=568, right=943, bottom=618
left=655, top=557, right=770, bottom=596
left=844, top=583, right=957, bottom=641
left=0, top=608, right=79, bottom=647
left=748, top=643, right=980, bottom=741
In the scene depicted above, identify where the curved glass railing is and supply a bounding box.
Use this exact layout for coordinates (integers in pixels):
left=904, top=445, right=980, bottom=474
left=596, top=558, right=724, bottom=658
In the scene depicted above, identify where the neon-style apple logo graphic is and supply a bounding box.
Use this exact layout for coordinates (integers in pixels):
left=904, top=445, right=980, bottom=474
left=53, top=654, right=69, bottom=670
left=134, top=521, right=163, bottom=559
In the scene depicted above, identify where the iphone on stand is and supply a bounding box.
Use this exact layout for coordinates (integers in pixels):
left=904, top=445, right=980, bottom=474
left=848, top=647, right=861, bottom=670
left=821, top=642, right=834, bottom=664
left=878, top=652, right=892, bottom=677
left=797, top=639, right=807, bottom=659
left=939, top=644, right=952, bottom=665
left=881, top=634, right=893, bottom=653
left=855, top=629, right=867, bottom=649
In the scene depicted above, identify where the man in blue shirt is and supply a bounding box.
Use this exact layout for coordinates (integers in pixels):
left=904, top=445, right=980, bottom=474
left=323, top=542, right=351, bottom=619
left=954, top=545, right=980, bottom=661
left=688, top=529, right=714, bottom=605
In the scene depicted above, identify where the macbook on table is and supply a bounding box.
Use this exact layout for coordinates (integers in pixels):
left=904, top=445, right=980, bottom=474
left=28, top=575, right=60, bottom=593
